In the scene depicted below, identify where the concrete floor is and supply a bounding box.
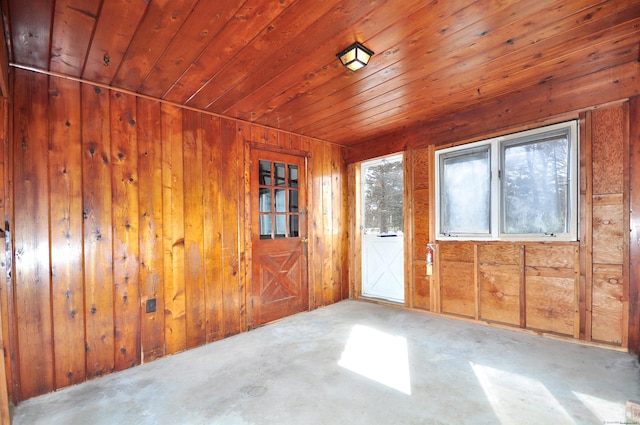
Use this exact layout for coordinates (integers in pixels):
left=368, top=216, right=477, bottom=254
left=10, top=300, right=640, bottom=425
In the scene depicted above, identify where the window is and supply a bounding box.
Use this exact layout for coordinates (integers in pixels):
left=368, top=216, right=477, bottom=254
left=436, top=121, right=578, bottom=241
left=258, top=160, right=300, bottom=239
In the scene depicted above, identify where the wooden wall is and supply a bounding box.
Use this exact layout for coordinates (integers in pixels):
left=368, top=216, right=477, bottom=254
left=400, top=102, right=632, bottom=348
left=1, top=67, right=347, bottom=402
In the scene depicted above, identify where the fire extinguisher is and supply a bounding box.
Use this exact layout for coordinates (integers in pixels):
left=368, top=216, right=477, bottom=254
left=426, top=243, right=434, bottom=276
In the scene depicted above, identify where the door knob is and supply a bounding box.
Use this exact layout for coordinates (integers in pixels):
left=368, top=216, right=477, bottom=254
left=301, top=237, right=309, bottom=243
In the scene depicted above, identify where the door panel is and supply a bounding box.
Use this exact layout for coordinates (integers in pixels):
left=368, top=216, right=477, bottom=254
left=250, top=149, right=308, bottom=327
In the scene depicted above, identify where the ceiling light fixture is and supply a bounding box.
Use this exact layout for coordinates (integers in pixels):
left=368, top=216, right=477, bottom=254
left=336, top=42, right=374, bottom=71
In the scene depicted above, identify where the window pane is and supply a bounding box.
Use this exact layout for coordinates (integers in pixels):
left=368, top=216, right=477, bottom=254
left=260, top=215, right=272, bottom=239
left=288, top=165, right=298, bottom=188
left=502, top=135, right=569, bottom=234
left=275, top=215, right=286, bottom=238
left=275, top=189, right=286, bottom=212
left=259, top=161, right=271, bottom=185
left=440, top=147, right=490, bottom=235
left=289, top=190, right=298, bottom=212
left=275, top=163, right=286, bottom=186
left=362, top=157, right=404, bottom=234
left=290, top=215, right=299, bottom=237
left=259, top=188, right=271, bottom=212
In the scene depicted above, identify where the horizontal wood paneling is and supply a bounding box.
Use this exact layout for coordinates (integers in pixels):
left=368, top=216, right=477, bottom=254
left=4, top=69, right=347, bottom=402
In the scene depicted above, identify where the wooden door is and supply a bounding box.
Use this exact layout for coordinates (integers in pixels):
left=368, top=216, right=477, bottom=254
left=250, top=149, right=308, bottom=327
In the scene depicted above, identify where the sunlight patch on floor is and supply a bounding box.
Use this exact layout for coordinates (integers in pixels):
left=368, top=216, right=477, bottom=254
left=573, top=391, right=626, bottom=423
left=471, top=362, right=576, bottom=425
left=339, top=324, right=411, bottom=395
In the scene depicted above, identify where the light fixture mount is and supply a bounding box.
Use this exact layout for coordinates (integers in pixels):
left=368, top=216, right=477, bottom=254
left=336, top=42, right=374, bottom=72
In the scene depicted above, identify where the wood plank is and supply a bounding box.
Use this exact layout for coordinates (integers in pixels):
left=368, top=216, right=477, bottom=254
left=580, top=111, right=593, bottom=341
left=309, top=139, right=325, bottom=307
left=187, top=0, right=344, bottom=110
left=12, top=68, right=54, bottom=399
left=621, top=101, right=630, bottom=349
left=8, top=0, right=53, bottom=69
left=137, top=97, right=165, bottom=362
left=162, top=0, right=294, bottom=103
left=138, top=0, right=250, bottom=98
left=331, top=144, right=345, bottom=303
left=81, top=83, right=115, bottom=380
left=524, top=244, right=576, bottom=269
left=440, top=260, right=474, bottom=318
left=347, top=163, right=360, bottom=299
left=183, top=109, right=206, bottom=348
left=161, top=103, right=186, bottom=355
left=49, top=0, right=101, bottom=76
left=630, top=95, right=640, bottom=355
left=592, top=264, right=624, bottom=345
left=439, top=242, right=475, bottom=263
left=0, top=10, right=8, bottom=97
left=412, top=188, right=429, bottom=263
left=526, top=275, right=575, bottom=336
left=479, top=264, right=520, bottom=326
left=82, top=0, right=149, bottom=84
left=112, top=0, right=200, bottom=91
left=202, top=114, right=224, bottom=341
left=110, top=91, right=140, bottom=371
left=321, top=143, right=333, bottom=306
left=220, top=118, right=241, bottom=336
left=48, top=76, right=85, bottom=388
left=413, top=263, right=430, bottom=310
left=478, top=244, right=520, bottom=265
left=0, top=231, right=10, bottom=423
left=592, top=203, right=624, bottom=265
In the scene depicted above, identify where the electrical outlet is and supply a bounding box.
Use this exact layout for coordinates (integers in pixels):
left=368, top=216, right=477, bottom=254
left=146, top=298, right=156, bottom=313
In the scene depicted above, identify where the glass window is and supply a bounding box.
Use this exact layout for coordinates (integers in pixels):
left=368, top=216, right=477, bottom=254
left=439, top=146, right=491, bottom=236
left=256, top=158, right=302, bottom=240
left=435, top=121, right=578, bottom=241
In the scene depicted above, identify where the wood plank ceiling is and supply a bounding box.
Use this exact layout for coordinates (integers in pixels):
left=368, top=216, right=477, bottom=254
left=2, top=0, right=639, bottom=147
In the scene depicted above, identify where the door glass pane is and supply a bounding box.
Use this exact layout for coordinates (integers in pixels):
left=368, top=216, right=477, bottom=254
left=275, top=163, right=286, bottom=186
left=502, top=136, right=569, bottom=234
left=260, top=215, right=272, bottom=239
left=362, top=156, right=404, bottom=234
left=289, top=190, right=298, bottom=212
left=290, top=215, right=299, bottom=237
left=259, top=188, right=271, bottom=212
left=288, top=165, right=298, bottom=188
left=275, top=215, right=286, bottom=238
left=275, top=189, right=286, bottom=212
left=440, top=146, right=491, bottom=235
left=259, top=161, right=271, bottom=185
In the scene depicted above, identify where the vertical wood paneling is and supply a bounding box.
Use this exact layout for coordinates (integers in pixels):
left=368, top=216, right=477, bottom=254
left=183, top=110, right=206, bottom=348
left=161, top=103, right=186, bottom=355
left=137, top=97, right=165, bottom=362
left=48, top=76, right=85, bottom=387
left=110, top=91, right=140, bottom=370
left=202, top=115, right=224, bottom=341
left=3, top=70, right=348, bottom=401
left=82, top=83, right=115, bottom=379
left=12, top=69, right=54, bottom=399
left=629, top=96, right=640, bottom=355
left=220, top=119, right=242, bottom=336
left=308, top=141, right=324, bottom=308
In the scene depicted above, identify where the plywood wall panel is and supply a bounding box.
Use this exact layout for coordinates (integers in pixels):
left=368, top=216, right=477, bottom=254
left=479, top=265, right=520, bottom=326
left=81, top=83, right=115, bottom=380
left=440, top=261, right=474, bottom=317
left=439, top=242, right=475, bottom=263
left=592, top=107, right=624, bottom=195
left=592, top=202, right=624, bottom=265
left=136, top=97, right=165, bottom=362
left=48, top=76, right=85, bottom=388
left=413, top=263, right=430, bottom=310
left=478, top=244, right=520, bottom=265
left=524, top=244, right=576, bottom=269
left=526, top=275, right=575, bottom=336
left=412, top=188, right=429, bottom=261
left=110, top=91, right=140, bottom=371
left=12, top=69, right=55, bottom=399
left=592, top=264, right=624, bottom=344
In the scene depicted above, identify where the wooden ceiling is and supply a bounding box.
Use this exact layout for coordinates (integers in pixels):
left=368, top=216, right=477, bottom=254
left=2, top=0, right=639, bottom=147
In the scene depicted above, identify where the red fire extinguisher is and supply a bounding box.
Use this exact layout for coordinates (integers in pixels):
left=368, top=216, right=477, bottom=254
left=426, top=243, right=434, bottom=276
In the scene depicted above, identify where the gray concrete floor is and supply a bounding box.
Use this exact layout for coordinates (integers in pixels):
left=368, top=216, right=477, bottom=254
left=10, top=300, right=640, bottom=425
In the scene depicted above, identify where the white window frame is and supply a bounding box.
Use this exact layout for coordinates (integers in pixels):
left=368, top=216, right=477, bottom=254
left=435, top=120, right=579, bottom=242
